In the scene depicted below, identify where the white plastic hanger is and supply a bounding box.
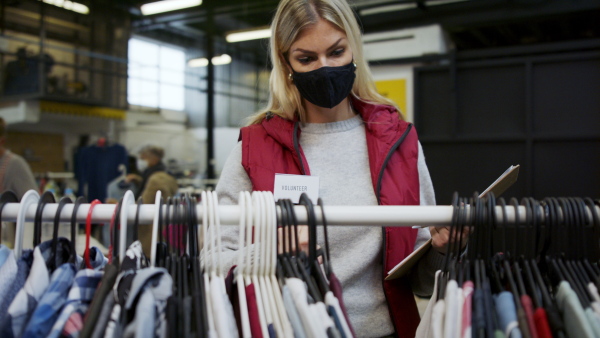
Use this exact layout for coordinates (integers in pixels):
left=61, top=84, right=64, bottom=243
left=200, top=190, right=217, bottom=337
left=251, top=191, right=270, bottom=338
left=119, top=190, right=135, bottom=264
left=14, top=190, right=40, bottom=259
left=236, top=192, right=252, bottom=338
left=150, top=190, right=161, bottom=267
left=259, top=191, right=284, bottom=337
left=265, top=191, right=294, bottom=337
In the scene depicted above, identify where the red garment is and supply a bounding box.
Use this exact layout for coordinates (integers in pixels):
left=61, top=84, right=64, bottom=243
left=329, top=271, right=356, bottom=337
left=521, top=294, right=538, bottom=338
left=246, top=283, right=263, bottom=338
left=533, top=307, right=553, bottom=338
left=240, top=96, right=421, bottom=337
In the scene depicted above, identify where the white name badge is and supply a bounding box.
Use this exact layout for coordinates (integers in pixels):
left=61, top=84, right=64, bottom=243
left=273, top=174, right=319, bottom=203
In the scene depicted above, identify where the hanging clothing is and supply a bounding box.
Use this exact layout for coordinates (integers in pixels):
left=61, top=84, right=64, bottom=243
left=76, top=143, right=128, bottom=202
left=122, top=267, right=172, bottom=338
left=0, top=250, right=33, bottom=324
left=47, top=269, right=104, bottom=338
left=556, top=281, right=595, bottom=338
left=0, top=239, right=73, bottom=338
left=494, top=291, right=522, bottom=338
left=22, top=263, right=78, bottom=338
left=79, top=263, right=119, bottom=338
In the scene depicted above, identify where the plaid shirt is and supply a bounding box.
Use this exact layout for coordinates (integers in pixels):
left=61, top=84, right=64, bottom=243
left=0, top=238, right=78, bottom=338
left=46, top=269, right=103, bottom=338
left=22, top=262, right=77, bottom=338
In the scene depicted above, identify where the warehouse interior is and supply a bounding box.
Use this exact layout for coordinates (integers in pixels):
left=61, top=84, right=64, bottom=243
left=0, top=0, right=598, bottom=203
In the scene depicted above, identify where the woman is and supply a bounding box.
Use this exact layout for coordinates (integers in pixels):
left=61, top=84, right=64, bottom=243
left=217, top=0, right=458, bottom=336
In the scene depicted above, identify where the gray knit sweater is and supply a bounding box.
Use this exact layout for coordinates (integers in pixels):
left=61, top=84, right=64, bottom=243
left=215, top=114, right=444, bottom=337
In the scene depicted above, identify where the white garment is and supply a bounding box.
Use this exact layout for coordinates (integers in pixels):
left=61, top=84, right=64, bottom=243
left=432, top=299, right=446, bottom=338
left=325, top=291, right=353, bottom=338
left=444, top=279, right=459, bottom=338
left=287, top=277, right=327, bottom=338
left=416, top=270, right=442, bottom=338
left=210, top=276, right=239, bottom=338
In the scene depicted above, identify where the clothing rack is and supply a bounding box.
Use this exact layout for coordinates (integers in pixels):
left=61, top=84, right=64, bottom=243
left=2, top=201, right=599, bottom=227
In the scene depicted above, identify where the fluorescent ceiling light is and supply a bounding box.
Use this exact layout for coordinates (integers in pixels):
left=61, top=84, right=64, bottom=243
left=359, top=0, right=471, bottom=16
left=188, top=54, right=231, bottom=67
left=41, top=0, right=89, bottom=14
left=141, top=0, right=202, bottom=16
left=226, top=27, right=271, bottom=43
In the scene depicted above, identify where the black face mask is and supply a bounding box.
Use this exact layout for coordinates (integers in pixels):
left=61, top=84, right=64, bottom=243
left=291, top=61, right=356, bottom=109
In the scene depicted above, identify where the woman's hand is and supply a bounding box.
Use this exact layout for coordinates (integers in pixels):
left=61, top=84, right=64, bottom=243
left=429, top=226, right=470, bottom=254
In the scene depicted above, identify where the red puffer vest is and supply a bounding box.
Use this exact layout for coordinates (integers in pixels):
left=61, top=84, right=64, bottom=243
left=240, top=97, right=421, bottom=337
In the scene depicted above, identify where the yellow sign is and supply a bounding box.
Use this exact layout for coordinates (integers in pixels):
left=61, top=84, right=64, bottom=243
left=375, top=79, right=407, bottom=115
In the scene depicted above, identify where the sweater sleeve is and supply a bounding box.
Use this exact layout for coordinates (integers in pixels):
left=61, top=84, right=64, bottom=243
left=5, top=154, right=38, bottom=199
left=410, top=141, right=445, bottom=297
left=214, top=141, right=253, bottom=271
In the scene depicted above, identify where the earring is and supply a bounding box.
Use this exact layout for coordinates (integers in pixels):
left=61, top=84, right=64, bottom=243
left=288, top=73, right=293, bottom=81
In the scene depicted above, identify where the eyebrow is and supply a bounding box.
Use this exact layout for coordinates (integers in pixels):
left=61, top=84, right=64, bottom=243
left=291, top=37, right=345, bottom=54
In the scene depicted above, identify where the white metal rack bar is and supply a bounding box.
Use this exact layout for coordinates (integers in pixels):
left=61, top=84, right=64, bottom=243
left=1, top=202, right=598, bottom=227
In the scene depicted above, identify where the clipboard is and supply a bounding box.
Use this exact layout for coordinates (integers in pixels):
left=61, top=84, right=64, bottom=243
left=385, top=164, right=520, bottom=280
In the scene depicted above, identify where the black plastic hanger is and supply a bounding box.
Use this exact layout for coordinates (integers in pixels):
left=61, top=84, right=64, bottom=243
left=0, top=191, right=19, bottom=243
left=317, top=197, right=332, bottom=278
left=276, top=199, right=296, bottom=279
left=48, top=196, right=72, bottom=272
left=299, top=193, right=330, bottom=296
left=34, top=191, right=56, bottom=247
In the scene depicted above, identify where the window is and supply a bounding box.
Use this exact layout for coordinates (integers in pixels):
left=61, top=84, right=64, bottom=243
left=128, top=38, right=185, bottom=111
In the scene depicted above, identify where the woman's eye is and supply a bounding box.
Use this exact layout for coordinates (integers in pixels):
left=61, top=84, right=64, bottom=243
left=331, top=48, right=344, bottom=57
left=298, top=57, right=312, bottom=64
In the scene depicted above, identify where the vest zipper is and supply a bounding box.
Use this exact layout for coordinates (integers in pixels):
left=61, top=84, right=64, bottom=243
left=293, top=121, right=307, bottom=175
left=375, top=123, right=413, bottom=204
left=378, top=123, right=413, bottom=336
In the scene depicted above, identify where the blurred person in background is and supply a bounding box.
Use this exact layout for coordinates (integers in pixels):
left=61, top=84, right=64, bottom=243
left=125, top=145, right=178, bottom=255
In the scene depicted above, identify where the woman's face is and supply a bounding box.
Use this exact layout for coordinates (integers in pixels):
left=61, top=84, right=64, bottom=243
left=287, top=18, right=353, bottom=73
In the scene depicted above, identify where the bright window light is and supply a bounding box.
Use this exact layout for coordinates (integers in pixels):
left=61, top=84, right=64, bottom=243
left=141, top=0, right=202, bottom=16
left=188, top=54, right=231, bottom=68
left=226, top=28, right=271, bottom=43
left=128, top=38, right=185, bottom=111
left=41, top=0, right=89, bottom=14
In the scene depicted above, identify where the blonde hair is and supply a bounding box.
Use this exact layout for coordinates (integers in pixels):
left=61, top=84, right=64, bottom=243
left=247, top=0, right=403, bottom=125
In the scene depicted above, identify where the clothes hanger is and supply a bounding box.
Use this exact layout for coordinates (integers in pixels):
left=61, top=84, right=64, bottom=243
left=188, top=194, right=208, bottom=337
left=68, top=196, right=86, bottom=265
left=84, top=199, right=101, bottom=269
left=583, top=197, right=600, bottom=277
left=132, top=197, right=143, bottom=245
left=251, top=191, right=276, bottom=337
left=317, top=197, right=332, bottom=277
left=118, top=190, right=135, bottom=264
left=276, top=199, right=296, bottom=279
left=200, top=190, right=218, bottom=336
left=33, top=190, right=56, bottom=247
left=236, top=191, right=252, bottom=338
left=299, top=193, right=331, bottom=297
left=150, top=190, right=162, bottom=267
left=109, top=197, right=123, bottom=265
left=281, top=199, right=302, bottom=279
left=14, top=189, right=40, bottom=259
left=520, top=198, right=542, bottom=310
left=265, top=192, right=293, bottom=338
left=0, top=190, right=19, bottom=243
left=48, top=196, right=72, bottom=272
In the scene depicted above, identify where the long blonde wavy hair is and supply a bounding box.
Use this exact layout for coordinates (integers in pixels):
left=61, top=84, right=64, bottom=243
left=247, top=0, right=403, bottom=125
